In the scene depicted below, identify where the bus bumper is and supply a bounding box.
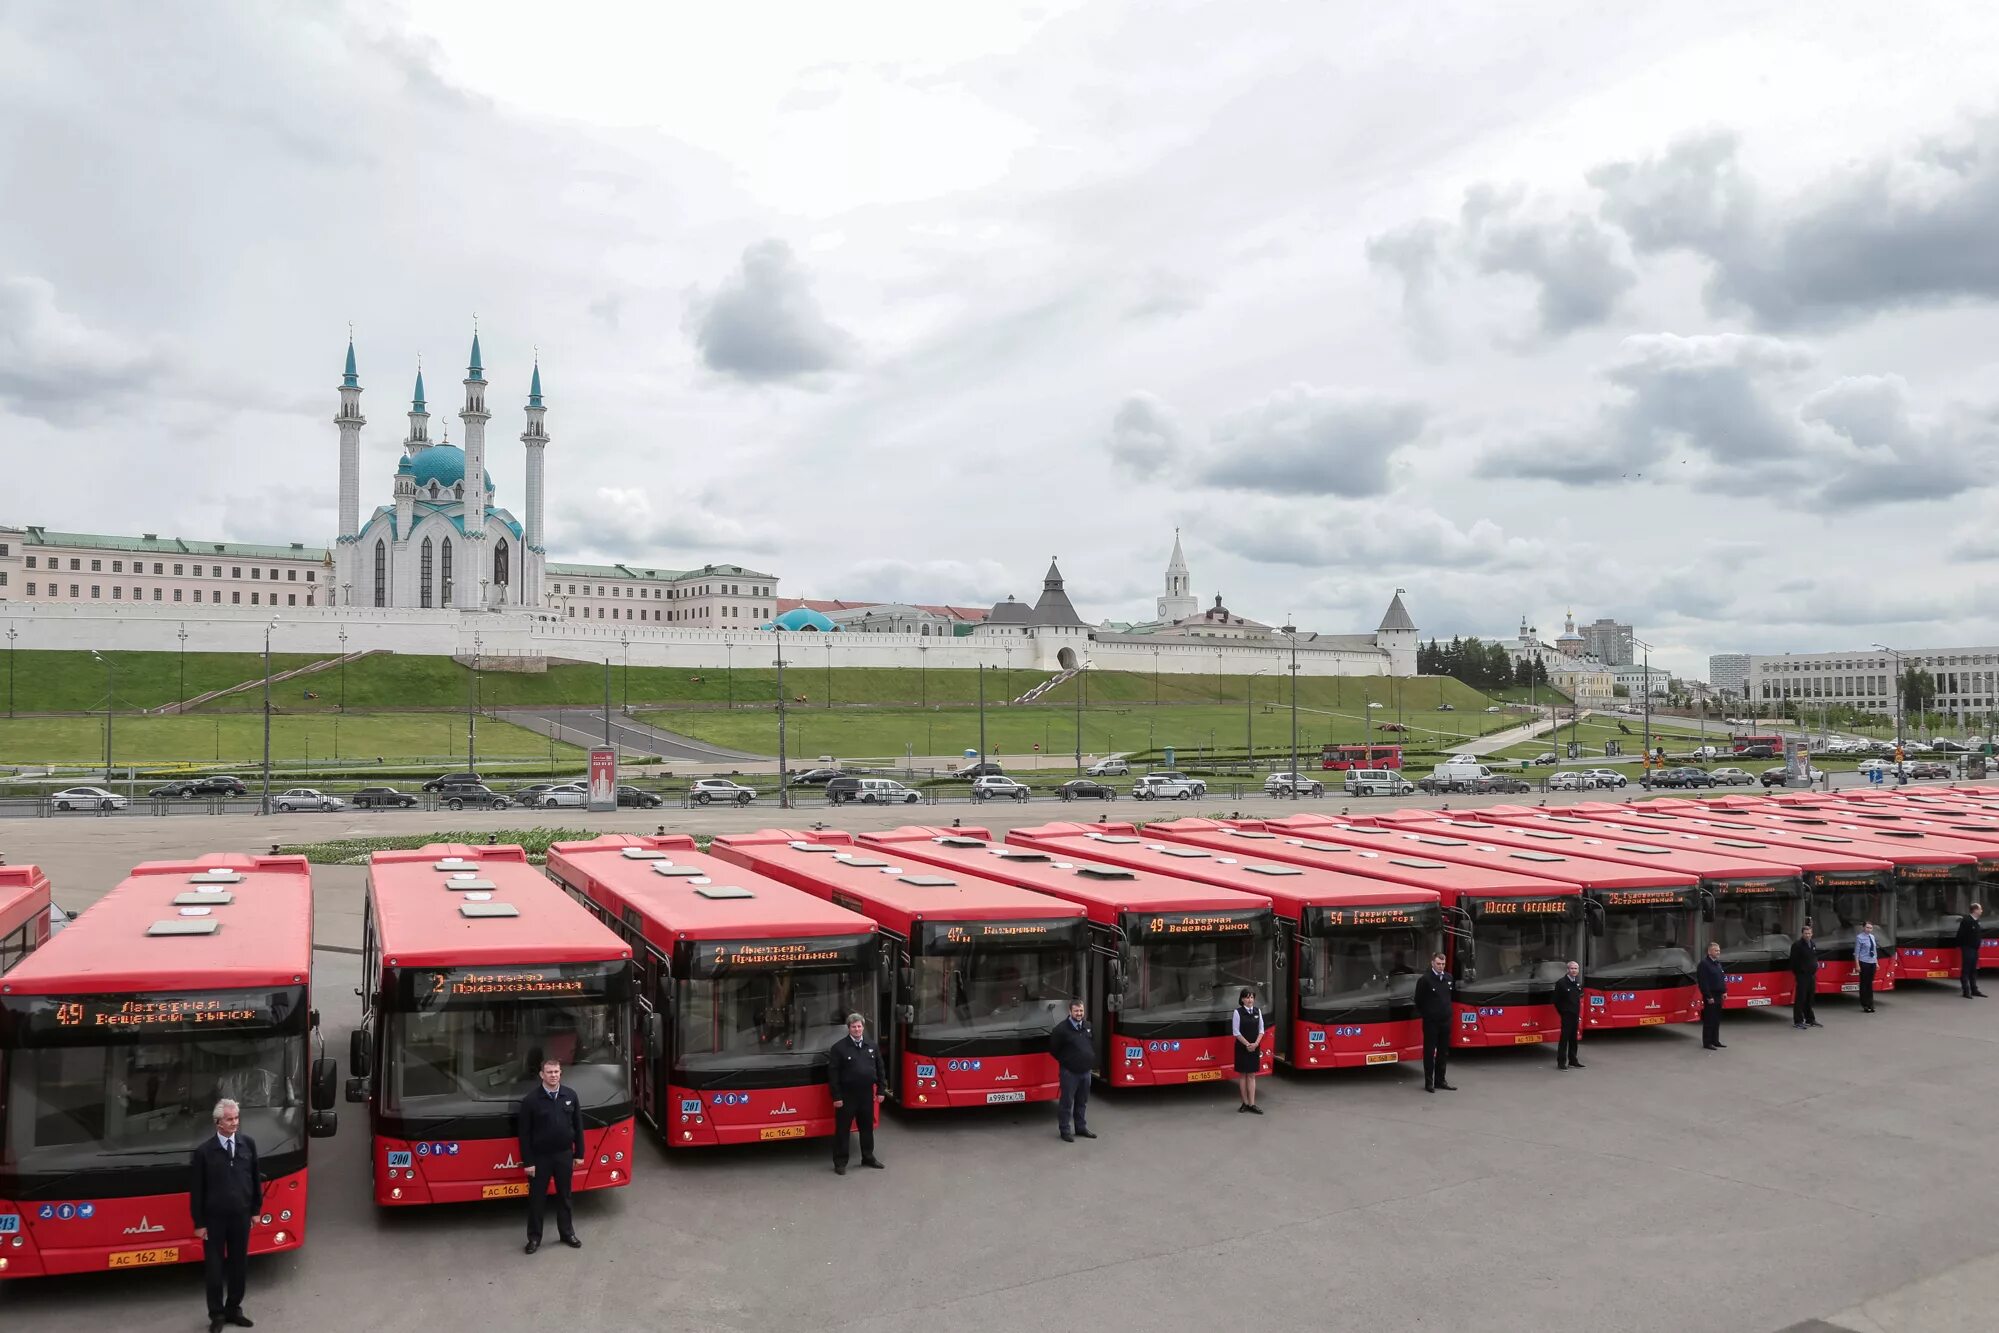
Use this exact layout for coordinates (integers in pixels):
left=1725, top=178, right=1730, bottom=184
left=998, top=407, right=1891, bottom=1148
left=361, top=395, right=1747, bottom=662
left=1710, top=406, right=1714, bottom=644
left=1722, top=970, right=1794, bottom=1008
left=1586, top=985, right=1698, bottom=1027
left=374, top=1125, right=633, bottom=1203
left=1111, top=1032, right=1268, bottom=1085
left=1894, top=947, right=1960, bottom=981
left=1452, top=1003, right=1555, bottom=1047
left=0, top=1170, right=308, bottom=1279
left=902, top=1052, right=1058, bottom=1107
left=664, top=1087, right=835, bottom=1148
left=1293, top=1018, right=1421, bottom=1068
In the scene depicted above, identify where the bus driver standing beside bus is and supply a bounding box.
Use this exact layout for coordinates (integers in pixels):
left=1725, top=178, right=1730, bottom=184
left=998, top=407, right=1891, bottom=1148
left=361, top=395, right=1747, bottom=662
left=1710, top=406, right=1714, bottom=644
left=1414, top=953, right=1456, bottom=1093
left=829, top=1013, right=886, bottom=1175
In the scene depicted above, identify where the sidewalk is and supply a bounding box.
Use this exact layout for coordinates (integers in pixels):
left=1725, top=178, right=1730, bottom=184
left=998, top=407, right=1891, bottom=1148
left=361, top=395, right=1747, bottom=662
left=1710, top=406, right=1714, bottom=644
left=1780, top=1249, right=1999, bottom=1333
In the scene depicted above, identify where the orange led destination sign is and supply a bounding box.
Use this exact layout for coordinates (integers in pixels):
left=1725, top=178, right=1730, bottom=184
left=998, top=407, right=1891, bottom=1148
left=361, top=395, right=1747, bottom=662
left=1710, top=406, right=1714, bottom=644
left=57, top=996, right=262, bottom=1028
left=1468, top=897, right=1577, bottom=918
left=1127, top=910, right=1271, bottom=940
left=1596, top=889, right=1694, bottom=909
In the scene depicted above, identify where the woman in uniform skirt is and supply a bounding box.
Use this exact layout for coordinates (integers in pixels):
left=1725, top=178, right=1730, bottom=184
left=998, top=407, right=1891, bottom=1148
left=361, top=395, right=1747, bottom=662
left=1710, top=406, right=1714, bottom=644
left=1232, top=988, right=1265, bottom=1113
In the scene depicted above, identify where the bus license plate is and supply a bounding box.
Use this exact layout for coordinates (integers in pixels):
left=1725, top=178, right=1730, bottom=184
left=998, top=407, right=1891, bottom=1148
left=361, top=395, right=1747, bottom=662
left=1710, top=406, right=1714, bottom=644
left=109, top=1247, right=180, bottom=1268
left=1365, top=1052, right=1398, bottom=1065
left=1746, top=997, right=1771, bottom=1006
left=1513, top=1034, right=1543, bottom=1044
left=1186, top=1069, right=1225, bottom=1082
left=481, top=1182, right=529, bottom=1199
left=760, top=1125, right=806, bottom=1141
left=1638, top=1016, right=1666, bottom=1025
left=985, top=1090, right=1027, bottom=1104
left=1929, top=970, right=1950, bottom=979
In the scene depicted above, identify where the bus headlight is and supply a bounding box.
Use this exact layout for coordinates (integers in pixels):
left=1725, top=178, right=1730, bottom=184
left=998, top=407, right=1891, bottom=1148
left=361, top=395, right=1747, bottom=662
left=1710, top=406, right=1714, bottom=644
left=599, top=1154, right=609, bottom=1164
left=274, top=1231, right=288, bottom=1244
left=390, top=1187, right=403, bottom=1200
left=280, top=1210, right=292, bottom=1221
left=261, top=1214, right=272, bottom=1225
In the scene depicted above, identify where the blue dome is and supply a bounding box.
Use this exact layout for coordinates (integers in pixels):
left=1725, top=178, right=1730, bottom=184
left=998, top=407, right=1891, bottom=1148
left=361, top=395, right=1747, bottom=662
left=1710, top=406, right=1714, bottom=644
left=767, top=607, right=838, bottom=632
left=407, top=444, right=492, bottom=493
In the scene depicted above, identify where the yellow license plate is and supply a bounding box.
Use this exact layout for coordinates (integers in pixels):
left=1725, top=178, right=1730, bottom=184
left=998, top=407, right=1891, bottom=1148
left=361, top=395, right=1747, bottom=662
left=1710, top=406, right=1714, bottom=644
left=1513, top=1033, right=1544, bottom=1044
left=1186, top=1069, right=1226, bottom=1082
left=109, top=1247, right=180, bottom=1268
left=760, top=1125, right=807, bottom=1141
left=1365, top=1052, right=1399, bottom=1065
left=1929, top=970, right=1950, bottom=979
left=481, top=1182, right=529, bottom=1199
left=1638, top=1016, right=1666, bottom=1025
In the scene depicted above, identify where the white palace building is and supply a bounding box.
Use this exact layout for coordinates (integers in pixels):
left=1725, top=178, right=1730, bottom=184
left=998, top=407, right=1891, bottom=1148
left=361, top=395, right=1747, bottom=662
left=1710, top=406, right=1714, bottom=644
left=0, top=333, right=1418, bottom=681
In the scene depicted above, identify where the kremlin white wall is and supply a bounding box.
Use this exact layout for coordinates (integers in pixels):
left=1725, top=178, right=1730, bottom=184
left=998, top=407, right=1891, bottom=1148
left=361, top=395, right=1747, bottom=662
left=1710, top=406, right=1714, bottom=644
left=0, top=604, right=1399, bottom=678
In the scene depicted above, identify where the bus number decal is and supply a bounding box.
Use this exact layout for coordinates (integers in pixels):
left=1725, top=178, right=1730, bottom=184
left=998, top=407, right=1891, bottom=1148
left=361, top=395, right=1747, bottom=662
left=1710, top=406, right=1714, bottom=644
left=387, top=1151, right=413, bottom=1168
left=0, top=1215, right=18, bottom=1234
left=1124, top=1046, right=1144, bottom=1060
left=914, top=1064, right=937, bottom=1079
left=679, top=1099, right=703, bottom=1115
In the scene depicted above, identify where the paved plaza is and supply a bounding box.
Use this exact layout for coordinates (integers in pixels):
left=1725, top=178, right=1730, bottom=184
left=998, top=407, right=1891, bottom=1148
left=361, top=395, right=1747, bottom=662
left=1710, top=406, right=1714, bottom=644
left=2, top=798, right=1995, bottom=1332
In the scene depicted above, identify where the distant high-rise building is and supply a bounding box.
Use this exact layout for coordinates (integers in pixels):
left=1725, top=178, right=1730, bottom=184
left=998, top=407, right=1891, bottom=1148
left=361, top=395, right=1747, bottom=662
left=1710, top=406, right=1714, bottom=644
left=1581, top=618, right=1634, bottom=666
left=1708, top=653, right=1750, bottom=700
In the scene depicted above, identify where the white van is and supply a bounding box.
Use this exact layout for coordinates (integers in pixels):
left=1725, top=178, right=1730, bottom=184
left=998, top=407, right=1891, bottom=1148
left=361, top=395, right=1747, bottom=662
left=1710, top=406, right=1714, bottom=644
left=1430, top=758, right=1494, bottom=786
left=1344, top=768, right=1413, bottom=796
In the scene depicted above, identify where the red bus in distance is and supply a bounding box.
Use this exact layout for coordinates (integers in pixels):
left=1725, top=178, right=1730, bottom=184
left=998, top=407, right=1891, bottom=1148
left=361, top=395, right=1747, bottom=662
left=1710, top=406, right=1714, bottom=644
left=707, top=829, right=1084, bottom=1110
left=1413, top=810, right=1813, bottom=1010
left=1730, top=733, right=1787, bottom=756
left=546, top=835, right=880, bottom=1147
left=1320, top=744, right=1403, bottom=771
left=347, top=845, right=634, bottom=1205
left=0, top=854, right=336, bottom=1279
left=1139, top=817, right=1581, bottom=1050
left=857, top=826, right=1276, bottom=1088
left=1257, top=815, right=1704, bottom=1030
left=1004, top=822, right=1442, bottom=1071
left=0, top=865, right=54, bottom=976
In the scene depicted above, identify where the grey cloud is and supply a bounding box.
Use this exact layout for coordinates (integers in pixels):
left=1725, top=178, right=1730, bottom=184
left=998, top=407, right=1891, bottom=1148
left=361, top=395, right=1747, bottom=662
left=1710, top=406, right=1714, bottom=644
left=1204, top=498, right=1545, bottom=572
left=687, top=239, right=855, bottom=382
left=554, top=486, right=781, bottom=558
left=1106, top=391, right=1188, bottom=480
left=1123, top=268, right=1205, bottom=321
left=827, top=557, right=1012, bottom=605
left=1198, top=386, right=1425, bottom=497
left=0, top=276, right=169, bottom=421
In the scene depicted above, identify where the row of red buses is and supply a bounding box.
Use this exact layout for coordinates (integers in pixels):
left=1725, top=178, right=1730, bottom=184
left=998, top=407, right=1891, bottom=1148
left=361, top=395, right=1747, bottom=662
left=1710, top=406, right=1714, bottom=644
left=1320, top=744, right=1403, bottom=771
left=857, top=827, right=1277, bottom=1087
left=546, top=835, right=880, bottom=1147
left=1139, top=818, right=1584, bottom=1049
left=0, top=865, right=55, bottom=977
left=1003, top=823, right=1443, bottom=1070
left=345, top=845, right=635, bottom=1205
left=707, top=830, right=1084, bottom=1111
left=1, top=855, right=336, bottom=1279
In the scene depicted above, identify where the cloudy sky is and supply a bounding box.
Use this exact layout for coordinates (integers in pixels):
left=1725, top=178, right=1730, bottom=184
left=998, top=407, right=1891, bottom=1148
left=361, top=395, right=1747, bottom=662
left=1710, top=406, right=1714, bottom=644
left=5, top=1, right=1999, bottom=675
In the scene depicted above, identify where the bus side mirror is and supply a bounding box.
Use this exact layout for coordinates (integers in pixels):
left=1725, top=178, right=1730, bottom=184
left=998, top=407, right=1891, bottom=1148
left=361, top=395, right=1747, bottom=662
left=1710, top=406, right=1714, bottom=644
left=343, top=1077, right=368, bottom=1104
left=1105, top=992, right=1123, bottom=1012
left=895, top=1004, right=915, bottom=1024
left=1297, top=978, right=1317, bottom=996
left=898, top=967, right=913, bottom=989
left=1586, top=904, right=1605, bottom=939
left=308, top=1110, right=339, bottom=1139
left=1107, top=959, right=1125, bottom=987
left=349, top=1029, right=372, bottom=1079
left=311, top=1057, right=337, bottom=1111
left=643, top=1011, right=664, bottom=1064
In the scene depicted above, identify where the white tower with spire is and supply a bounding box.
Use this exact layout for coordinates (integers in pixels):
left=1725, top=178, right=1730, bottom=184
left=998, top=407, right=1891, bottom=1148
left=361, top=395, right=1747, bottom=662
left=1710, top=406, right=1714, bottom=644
left=521, top=359, right=547, bottom=561
left=1156, top=528, right=1198, bottom=623
left=457, top=329, right=490, bottom=608
left=334, top=335, right=365, bottom=605
left=403, top=365, right=430, bottom=454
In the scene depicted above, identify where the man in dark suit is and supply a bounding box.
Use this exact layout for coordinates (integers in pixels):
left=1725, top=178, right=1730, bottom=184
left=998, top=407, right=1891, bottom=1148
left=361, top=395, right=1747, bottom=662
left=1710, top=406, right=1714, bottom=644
left=517, top=1058, right=585, bottom=1254
left=1790, top=923, right=1820, bottom=1029
left=1413, top=952, right=1456, bottom=1093
left=1959, top=903, right=1987, bottom=998
left=1697, top=941, right=1728, bottom=1049
left=189, top=1098, right=262, bottom=1333
left=1553, top=960, right=1585, bottom=1070
left=1049, top=999, right=1096, bottom=1142
left=828, top=1013, right=885, bottom=1174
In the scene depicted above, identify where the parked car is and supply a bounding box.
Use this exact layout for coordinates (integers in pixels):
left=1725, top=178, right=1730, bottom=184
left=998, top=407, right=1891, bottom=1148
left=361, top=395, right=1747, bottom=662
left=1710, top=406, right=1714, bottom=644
left=1581, top=768, right=1628, bottom=789
left=1058, top=779, right=1118, bottom=802
left=1548, top=771, right=1589, bottom=791
left=1930, top=739, right=1971, bottom=753
left=1736, top=744, right=1774, bottom=760
left=953, top=761, right=1007, bottom=779
left=1531, top=753, right=1559, bottom=766
left=423, top=771, right=483, bottom=792
left=616, top=785, right=664, bottom=809
left=188, top=775, right=249, bottom=797
left=537, top=783, right=590, bottom=809
left=1437, top=702, right=1456, bottom=711
left=1708, top=767, right=1754, bottom=786
left=1484, top=705, right=1503, bottom=713
left=1144, top=770, right=1208, bottom=796
left=1464, top=775, right=1532, bottom=794
left=788, top=767, right=846, bottom=786
left=352, top=786, right=419, bottom=809
left=1085, top=757, right=1130, bottom=777
left=51, top=786, right=128, bottom=811
left=1908, top=760, right=1952, bottom=779
left=148, top=780, right=198, bottom=799
left=1648, top=767, right=1715, bottom=789
left=1131, top=775, right=1202, bottom=801
left=1760, top=766, right=1826, bottom=788
left=691, top=778, right=758, bottom=806
left=438, top=784, right=511, bottom=811
left=1264, top=772, right=1325, bottom=797
left=971, top=775, right=1031, bottom=802
left=829, top=777, right=922, bottom=805
left=273, top=788, right=345, bottom=813
left=1350, top=769, right=1417, bottom=796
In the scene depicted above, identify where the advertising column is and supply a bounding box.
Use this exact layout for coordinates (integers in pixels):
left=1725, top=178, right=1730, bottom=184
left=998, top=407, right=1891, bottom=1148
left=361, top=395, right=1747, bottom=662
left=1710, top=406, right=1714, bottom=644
left=588, top=747, right=618, bottom=812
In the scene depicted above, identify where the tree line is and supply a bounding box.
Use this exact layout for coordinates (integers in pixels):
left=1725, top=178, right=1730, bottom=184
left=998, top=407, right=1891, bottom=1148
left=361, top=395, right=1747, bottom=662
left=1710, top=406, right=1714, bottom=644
left=1419, top=636, right=1549, bottom=691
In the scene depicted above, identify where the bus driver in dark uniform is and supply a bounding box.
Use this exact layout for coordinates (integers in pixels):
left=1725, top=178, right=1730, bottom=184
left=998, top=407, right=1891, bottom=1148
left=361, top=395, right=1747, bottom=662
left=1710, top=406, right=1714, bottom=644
left=517, top=1058, right=586, bottom=1254
left=1414, top=952, right=1456, bottom=1093
left=828, top=1013, right=886, bottom=1175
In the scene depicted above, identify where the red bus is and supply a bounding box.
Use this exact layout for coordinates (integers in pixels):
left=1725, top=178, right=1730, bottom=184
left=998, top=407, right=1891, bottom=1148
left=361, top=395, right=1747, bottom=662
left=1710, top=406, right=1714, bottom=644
left=1320, top=744, right=1403, bottom=771
left=0, top=865, right=55, bottom=976
left=1258, top=815, right=1704, bottom=1030
left=858, top=826, right=1276, bottom=1088
left=1141, top=817, right=1582, bottom=1049
left=707, top=829, right=1083, bottom=1110
left=1828, top=799, right=1999, bottom=967
left=1004, top=822, right=1442, bottom=1071
left=545, top=835, right=881, bottom=1146
left=1730, top=733, right=1787, bottom=757
left=1588, top=805, right=1971, bottom=996
left=346, top=845, right=634, bottom=1206
left=0, top=854, right=336, bottom=1279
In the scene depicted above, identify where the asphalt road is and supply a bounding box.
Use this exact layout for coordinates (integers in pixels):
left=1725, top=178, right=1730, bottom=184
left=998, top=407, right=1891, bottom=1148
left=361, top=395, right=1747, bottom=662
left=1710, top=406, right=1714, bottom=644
left=498, top=707, right=765, bottom=763
left=5, top=787, right=1998, bottom=1332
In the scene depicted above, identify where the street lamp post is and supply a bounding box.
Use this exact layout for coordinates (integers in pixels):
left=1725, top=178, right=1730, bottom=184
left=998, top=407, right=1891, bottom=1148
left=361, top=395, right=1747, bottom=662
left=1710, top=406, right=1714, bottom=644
left=336, top=625, right=347, bottom=759
left=1247, top=668, right=1269, bottom=765
left=1633, top=636, right=1654, bottom=773
left=1282, top=622, right=1301, bottom=784
left=90, top=650, right=113, bottom=782
left=6, top=623, right=16, bottom=719
left=977, top=663, right=988, bottom=764
left=1004, top=645, right=1012, bottom=704
left=1074, top=660, right=1093, bottom=774
left=620, top=633, right=630, bottom=715
left=260, top=617, right=278, bottom=814
left=176, top=622, right=188, bottom=713
left=774, top=632, right=791, bottom=809
left=602, top=659, right=612, bottom=746
left=1874, top=643, right=1904, bottom=760
left=726, top=639, right=735, bottom=710
left=468, top=633, right=482, bottom=773
left=825, top=638, right=833, bottom=709
left=917, top=644, right=927, bottom=708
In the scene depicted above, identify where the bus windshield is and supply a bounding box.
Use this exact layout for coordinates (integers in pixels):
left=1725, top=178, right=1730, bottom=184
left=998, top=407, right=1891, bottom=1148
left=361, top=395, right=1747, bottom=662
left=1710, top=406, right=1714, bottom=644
left=1302, top=927, right=1436, bottom=1020
left=1810, top=885, right=1898, bottom=957
left=675, top=964, right=873, bottom=1079
left=1123, top=935, right=1270, bottom=1030
left=1712, top=895, right=1801, bottom=969
left=912, top=946, right=1078, bottom=1050
left=1461, top=915, right=1581, bottom=1003
left=1592, top=905, right=1699, bottom=984
left=2, top=988, right=306, bottom=1175
left=1896, top=877, right=1976, bottom=948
